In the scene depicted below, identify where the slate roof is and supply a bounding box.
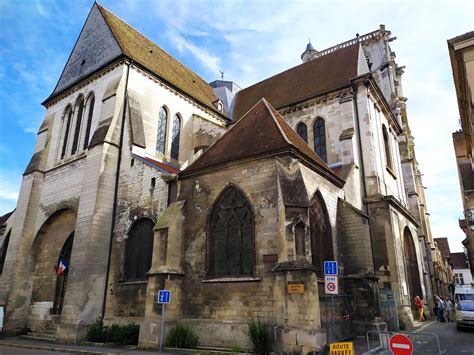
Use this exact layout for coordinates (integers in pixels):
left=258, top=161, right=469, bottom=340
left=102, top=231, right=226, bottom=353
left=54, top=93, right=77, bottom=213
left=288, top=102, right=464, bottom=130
left=46, top=4, right=222, bottom=117
left=0, top=211, right=14, bottom=226
left=434, top=238, right=451, bottom=259
left=180, top=98, right=344, bottom=187
left=233, top=43, right=360, bottom=120
left=450, top=252, right=469, bottom=269
left=95, top=5, right=223, bottom=116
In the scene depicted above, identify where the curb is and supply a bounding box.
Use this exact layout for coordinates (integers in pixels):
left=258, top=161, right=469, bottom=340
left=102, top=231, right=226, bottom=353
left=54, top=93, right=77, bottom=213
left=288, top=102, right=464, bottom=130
left=0, top=341, right=105, bottom=354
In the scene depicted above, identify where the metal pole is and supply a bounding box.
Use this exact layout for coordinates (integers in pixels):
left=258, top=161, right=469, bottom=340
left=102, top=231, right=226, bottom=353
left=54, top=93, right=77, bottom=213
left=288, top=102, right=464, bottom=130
left=160, top=303, right=165, bottom=351
left=331, top=295, right=335, bottom=342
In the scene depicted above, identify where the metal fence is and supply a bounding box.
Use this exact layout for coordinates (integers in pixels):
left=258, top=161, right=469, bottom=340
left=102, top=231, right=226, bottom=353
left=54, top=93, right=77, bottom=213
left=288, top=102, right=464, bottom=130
left=320, top=291, right=356, bottom=343
left=366, top=330, right=441, bottom=354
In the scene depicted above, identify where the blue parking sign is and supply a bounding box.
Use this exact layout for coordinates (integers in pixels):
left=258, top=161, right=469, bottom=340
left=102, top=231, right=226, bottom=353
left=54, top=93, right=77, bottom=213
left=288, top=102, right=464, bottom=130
left=157, top=290, right=171, bottom=304
left=324, top=261, right=338, bottom=275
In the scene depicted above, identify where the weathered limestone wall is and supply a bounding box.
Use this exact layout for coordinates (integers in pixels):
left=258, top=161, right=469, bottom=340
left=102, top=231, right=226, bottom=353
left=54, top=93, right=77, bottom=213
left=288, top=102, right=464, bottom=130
left=282, top=90, right=354, bottom=167
left=126, top=67, right=226, bottom=168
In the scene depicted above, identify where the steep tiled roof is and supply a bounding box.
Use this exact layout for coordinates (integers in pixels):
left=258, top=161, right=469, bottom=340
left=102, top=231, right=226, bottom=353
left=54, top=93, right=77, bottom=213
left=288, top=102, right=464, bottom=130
left=434, top=238, right=451, bottom=259
left=180, top=98, right=343, bottom=186
left=450, top=252, right=469, bottom=269
left=96, top=4, right=222, bottom=116
left=233, top=43, right=360, bottom=120
left=133, top=155, right=180, bottom=174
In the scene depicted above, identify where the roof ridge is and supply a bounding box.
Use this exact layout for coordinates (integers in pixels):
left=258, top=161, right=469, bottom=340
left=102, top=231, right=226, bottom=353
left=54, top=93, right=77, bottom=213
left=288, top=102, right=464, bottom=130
left=96, top=3, right=212, bottom=90
left=261, top=98, right=292, bottom=146
left=95, top=3, right=125, bottom=53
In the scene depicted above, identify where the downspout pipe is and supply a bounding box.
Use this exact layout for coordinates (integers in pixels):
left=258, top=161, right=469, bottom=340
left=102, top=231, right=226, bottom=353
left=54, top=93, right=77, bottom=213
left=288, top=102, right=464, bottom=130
left=352, top=78, right=380, bottom=317
left=102, top=59, right=132, bottom=319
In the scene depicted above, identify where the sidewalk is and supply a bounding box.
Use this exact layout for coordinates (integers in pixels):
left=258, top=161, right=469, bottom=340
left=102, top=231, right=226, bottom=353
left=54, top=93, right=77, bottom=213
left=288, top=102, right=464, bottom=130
left=0, top=336, right=183, bottom=354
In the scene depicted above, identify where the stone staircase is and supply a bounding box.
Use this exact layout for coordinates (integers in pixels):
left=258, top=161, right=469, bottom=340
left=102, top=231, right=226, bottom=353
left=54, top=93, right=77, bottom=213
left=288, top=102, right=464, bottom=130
left=20, top=321, right=57, bottom=342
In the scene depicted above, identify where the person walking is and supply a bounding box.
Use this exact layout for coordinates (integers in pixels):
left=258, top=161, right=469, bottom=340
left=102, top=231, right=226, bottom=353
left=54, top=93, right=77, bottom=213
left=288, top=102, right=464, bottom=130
left=415, top=296, right=426, bottom=321
left=444, top=298, right=453, bottom=322
left=435, top=296, right=445, bottom=322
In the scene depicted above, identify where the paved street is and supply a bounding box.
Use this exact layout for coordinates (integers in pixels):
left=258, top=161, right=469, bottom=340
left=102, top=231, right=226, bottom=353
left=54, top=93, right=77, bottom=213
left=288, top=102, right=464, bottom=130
left=0, top=346, right=70, bottom=354
left=417, top=320, right=474, bottom=354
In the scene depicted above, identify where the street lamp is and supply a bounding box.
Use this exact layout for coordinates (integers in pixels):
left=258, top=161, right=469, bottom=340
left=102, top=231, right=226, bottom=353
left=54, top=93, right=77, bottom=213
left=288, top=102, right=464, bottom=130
left=464, top=208, right=474, bottom=231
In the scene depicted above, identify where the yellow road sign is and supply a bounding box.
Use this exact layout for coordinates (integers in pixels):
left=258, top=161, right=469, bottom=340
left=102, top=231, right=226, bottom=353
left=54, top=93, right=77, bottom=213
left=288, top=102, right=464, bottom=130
left=329, top=341, right=353, bottom=355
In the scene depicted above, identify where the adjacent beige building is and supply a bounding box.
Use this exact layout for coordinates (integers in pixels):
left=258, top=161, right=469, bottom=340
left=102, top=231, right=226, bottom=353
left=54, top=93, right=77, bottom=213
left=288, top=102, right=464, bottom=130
left=449, top=31, right=474, bottom=277
left=0, top=4, right=437, bottom=352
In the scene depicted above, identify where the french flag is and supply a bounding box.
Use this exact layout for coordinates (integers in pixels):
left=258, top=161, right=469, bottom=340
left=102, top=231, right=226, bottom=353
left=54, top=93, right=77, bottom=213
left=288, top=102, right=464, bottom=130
left=56, top=256, right=69, bottom=276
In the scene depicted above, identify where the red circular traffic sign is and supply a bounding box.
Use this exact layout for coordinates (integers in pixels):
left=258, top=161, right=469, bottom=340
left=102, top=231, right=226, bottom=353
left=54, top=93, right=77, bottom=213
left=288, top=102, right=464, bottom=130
left=389, top=334, right=413, bottom=355
left=327, top=282, right=336, bottom=291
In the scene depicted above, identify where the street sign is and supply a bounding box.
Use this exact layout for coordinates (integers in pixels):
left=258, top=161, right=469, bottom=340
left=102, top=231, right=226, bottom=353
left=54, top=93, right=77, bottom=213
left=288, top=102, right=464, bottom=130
left=287, top=281, right=304, bottom=294
left=389, top=334, right=413, bottom=355
left=325, top=275, right=338, bottom=295
left=329, top=341, right=353, bottom=355
left=324, top=261, right=338, bottom=275
left=157, top=289, right=171, bottom=304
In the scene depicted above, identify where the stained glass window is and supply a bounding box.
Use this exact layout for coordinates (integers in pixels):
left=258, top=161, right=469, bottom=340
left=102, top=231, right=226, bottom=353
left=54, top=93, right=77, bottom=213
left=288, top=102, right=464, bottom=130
left=156, top=107, right=168, bottom=155
left=209, top=187, right=254, bottom=277
left=171, top=114, right=181, bottom=161
left=313, top=117, right=327, bottom=162
left=296, top=122, right=308, bottom=143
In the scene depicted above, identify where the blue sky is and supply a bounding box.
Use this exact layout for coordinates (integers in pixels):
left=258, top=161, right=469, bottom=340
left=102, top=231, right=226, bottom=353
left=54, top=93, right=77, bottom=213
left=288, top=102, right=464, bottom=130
left=0, top=0, right=473, bottom=251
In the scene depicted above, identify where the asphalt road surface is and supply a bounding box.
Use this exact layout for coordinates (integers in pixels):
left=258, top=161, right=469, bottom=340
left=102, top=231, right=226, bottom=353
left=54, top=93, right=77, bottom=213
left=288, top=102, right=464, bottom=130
left=418, top=319, right=474, bottom=354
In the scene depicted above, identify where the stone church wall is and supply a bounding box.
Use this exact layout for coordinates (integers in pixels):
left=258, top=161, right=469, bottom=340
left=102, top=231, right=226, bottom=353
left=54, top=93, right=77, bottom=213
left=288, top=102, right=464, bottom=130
left=126, top=67, right=226, bottom=168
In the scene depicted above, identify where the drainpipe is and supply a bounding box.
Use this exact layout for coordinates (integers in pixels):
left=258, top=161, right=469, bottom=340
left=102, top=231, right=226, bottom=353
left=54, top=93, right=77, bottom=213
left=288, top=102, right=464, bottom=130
left=102, top=59, right=132, bottom=319
left=352, top=78, right=380, bottom=317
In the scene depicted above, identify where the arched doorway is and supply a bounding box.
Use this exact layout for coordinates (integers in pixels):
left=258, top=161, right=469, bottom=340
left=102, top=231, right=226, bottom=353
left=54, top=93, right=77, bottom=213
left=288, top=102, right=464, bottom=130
left=403, top=227, right=423, bottom=308
left=30, top=209, right=76, bottom=322
left=52, top=233, right=74, bottom=314
left=309, top=190, right=333, bottom=276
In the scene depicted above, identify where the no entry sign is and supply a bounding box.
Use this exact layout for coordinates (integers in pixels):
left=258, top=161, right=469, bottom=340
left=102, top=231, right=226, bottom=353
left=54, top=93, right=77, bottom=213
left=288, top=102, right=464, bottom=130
left=389, top=334, right=413, bottom=355
left=324, top=275, right=338, bottom=295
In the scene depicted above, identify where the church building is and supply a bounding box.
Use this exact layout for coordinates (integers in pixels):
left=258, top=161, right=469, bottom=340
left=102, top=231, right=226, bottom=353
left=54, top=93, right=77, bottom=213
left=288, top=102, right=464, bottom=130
left=0, top=3, right=435, bottom=353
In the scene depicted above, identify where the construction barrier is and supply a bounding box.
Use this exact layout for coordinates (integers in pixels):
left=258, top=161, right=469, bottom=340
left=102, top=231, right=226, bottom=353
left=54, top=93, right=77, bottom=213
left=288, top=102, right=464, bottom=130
left=366, top=330, right=441, bottom=354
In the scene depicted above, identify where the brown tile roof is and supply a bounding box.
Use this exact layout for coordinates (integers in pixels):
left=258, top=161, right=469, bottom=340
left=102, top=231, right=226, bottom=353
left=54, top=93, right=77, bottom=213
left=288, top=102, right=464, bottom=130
left=134, top=155, right=180, bottom=174
left=232, top=43, right=361, bottom=120
left=96, top=5, right=223, bottom=117
left=434, top=238, right=451, bottom=259
left=180, top=98, right=344, bottom=187
left=450, top=252, right=469, bottom=269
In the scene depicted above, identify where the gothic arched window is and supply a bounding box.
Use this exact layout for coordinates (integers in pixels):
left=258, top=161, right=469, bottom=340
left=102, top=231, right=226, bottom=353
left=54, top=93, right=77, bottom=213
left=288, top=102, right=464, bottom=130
left=124, top=218, right=154, bottom=281
left=209, top=186, right=255, bottom=277
left=60, top=106, right=73, bottom=160
left=156, top=107, right=168, bottom=155
left=171, top=114, right=181, bottom=161
left=71, top=96, right=85, bottom=155
left=296, top=122, right=308, bottom=143
left=83, top=94, right=95, bottom=149
left=382, top=125, right=393, bottom=170
left=0, top=230, right=10, bottom=274
left=313, top=117, right=327, bottom=163
left=309, top=191, right=333, bottom=276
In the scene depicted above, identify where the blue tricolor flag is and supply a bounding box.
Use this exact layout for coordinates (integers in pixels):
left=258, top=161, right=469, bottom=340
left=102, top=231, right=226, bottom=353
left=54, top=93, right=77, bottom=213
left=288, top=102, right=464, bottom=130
left=56, top=256, right=69, bottom=276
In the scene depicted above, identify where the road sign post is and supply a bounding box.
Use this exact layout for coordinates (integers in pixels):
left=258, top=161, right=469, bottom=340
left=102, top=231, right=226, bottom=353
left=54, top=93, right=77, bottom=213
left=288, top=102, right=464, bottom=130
left=158, top=290, right=171, bottom=351
left=324, top=261, right=338, bottom=342
left=389, top=334, right=413, bottom=355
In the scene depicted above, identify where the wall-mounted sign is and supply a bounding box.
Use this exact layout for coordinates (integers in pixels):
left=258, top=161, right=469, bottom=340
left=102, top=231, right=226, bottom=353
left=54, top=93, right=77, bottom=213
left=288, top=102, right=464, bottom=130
left=287, top=281, right=304, bottom=294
